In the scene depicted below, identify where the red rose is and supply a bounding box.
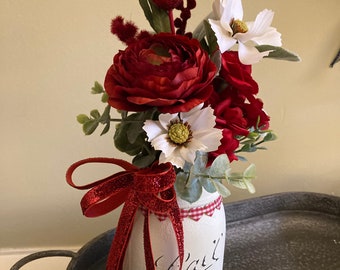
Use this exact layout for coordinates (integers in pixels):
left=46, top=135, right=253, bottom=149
left=211, top=51, right=270, bottom=130
left=104, top=33, right=217, bottom=113
left=209, top=94, right=249, bottom=137
left=207, top=92, right=247, bottom=164
left=219, top=51, right=258, bottom=96
left=242, top=96, right=270, bottom=130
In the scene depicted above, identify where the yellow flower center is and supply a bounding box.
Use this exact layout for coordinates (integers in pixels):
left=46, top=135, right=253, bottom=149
left=168, top=122, right=191, bottom=145
left=231, top=19, right=248, bottom=34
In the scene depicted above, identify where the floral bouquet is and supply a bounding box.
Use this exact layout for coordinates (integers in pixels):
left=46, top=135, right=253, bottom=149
left=66, top=0, right=299, bottom=269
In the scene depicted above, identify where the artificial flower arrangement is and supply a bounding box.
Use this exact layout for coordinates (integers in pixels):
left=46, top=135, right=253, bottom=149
left=66, top=0, right=299, bottom=269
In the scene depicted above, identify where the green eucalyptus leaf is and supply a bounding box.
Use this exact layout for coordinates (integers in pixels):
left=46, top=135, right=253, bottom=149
left=247, top=131, right=260, bottom=139
left=239, top=144, right=257, bottom=152
left=243, top=179, right=256, bottom=194
left=244, top=163, right=256, bottom=179
left=228, top=179, right=248, bottom=190
left=193, top=151, right=208, bottom=174
left=263, top=132, right=277, bottom=142
left=213, top=180, right=231, bottom=198
left=175, top=175, right=202, bottom=203
left=100, top=122, right=110, bottom=136
left=77, top=114, right=90, bottom=124
left=240, top=139, right=256, bottom=145
left=256, top=45, right=301, bottom=62
left=101, top=92, right=109, bottom=103
left=83, top=119, right=99, bottom=135
left=90, top=109, right=100, bottom=119
left=91, top=81, right=104, bottom=94
left=186, top=166, right=198, bottom=187
left=99, top=105, right=111, bottom=124
left=199, top=177, right=217, bottom=193
left=228, top=164, right=256, bottom=193
left=209, top=154, right=230, bottom=178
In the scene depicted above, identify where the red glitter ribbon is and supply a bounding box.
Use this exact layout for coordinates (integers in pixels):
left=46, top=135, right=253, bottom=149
left=66, top=157, right=184, bottom=270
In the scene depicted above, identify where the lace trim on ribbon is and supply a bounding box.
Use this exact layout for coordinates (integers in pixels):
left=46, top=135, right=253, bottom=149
left=141, top=195, right=223, bottom=222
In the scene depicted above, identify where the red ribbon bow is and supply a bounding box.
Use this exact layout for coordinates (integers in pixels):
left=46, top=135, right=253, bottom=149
left=66, top=157, right=184, bottom=270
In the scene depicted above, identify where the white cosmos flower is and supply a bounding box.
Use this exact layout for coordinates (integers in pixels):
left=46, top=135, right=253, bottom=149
left=143, top=104, right=222, bottom=168
left=208, top=0, right=282, bottom=64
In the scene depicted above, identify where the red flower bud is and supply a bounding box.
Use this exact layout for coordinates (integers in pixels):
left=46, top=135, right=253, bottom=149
left=111, top=16, right=138, bottom=45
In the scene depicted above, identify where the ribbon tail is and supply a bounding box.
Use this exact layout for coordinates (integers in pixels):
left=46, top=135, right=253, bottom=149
left=106, top=194, right=139, bottom=270
left=169, top=205, right=184, bottom=270
left=143, top=209, right=156, bottom=270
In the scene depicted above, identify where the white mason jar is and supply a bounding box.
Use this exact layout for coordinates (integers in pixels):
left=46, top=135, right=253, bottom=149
left=123, top=189, right=226, bottom=269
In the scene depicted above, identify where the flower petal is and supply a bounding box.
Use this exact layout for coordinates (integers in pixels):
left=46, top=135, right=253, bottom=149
left=159, top=113, right=178, bottom=130
left=184, top=106, right=216, bottom=131
left=149, top=133, right=168, bottom=150
left=209, top=19, right=237, bottom=53
left=249, top=9, right=275, bottom=36
left=143, top=120, right=165, bottom=140
left=251, top=27, right=282, bottom=46
left=193, top=129, right=223, bottom=151
left=160, top=149, right=185, bottom=168
left=179, top=145, right=198, bottom=164
left=238, top=42, right=271, bottom=64
left=224, top=0, right=244, bottom=21
left=242, top=9, right=282, bottom=46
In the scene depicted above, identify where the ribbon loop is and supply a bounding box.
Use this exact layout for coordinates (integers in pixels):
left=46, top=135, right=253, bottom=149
left=66, top=157, right=184, bottom=270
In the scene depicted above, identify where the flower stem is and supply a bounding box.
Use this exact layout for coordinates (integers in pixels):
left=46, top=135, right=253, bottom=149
left=168, top=10, right=176, bottom=34
left=110, top=118, right=145, bottom=123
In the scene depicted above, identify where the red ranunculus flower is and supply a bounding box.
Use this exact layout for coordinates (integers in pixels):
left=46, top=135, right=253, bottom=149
left=104, top=33, right=217, bottom=113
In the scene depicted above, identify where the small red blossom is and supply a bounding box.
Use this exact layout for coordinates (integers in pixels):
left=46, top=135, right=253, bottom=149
left=209, top=129, right=240, bottom=164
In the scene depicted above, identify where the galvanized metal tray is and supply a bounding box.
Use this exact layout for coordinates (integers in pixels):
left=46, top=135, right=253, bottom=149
left=11, top=192, right=340, bottom=270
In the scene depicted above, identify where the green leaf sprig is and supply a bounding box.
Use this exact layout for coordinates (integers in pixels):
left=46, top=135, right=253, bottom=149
left=77, top=82, right=111, bottom=136
left=175, top=152, right=256, bottom=202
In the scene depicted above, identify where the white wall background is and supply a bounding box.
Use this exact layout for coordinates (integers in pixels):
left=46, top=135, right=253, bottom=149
left=1, top=0, right=339, bottom=258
